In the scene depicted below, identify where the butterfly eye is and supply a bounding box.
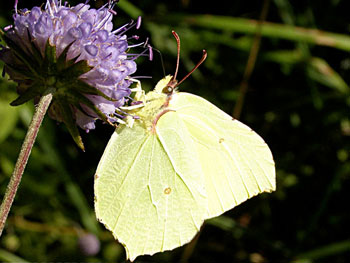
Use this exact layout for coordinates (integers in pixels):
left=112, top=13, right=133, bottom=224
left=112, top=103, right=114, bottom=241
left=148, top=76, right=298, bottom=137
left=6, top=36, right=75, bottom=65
left=162, top=86, right=173, bottom=94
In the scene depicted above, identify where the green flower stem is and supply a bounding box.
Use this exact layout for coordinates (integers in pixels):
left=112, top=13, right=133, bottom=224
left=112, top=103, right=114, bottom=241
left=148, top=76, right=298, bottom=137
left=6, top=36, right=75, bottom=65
left=0, top=90, right=53, bottom=237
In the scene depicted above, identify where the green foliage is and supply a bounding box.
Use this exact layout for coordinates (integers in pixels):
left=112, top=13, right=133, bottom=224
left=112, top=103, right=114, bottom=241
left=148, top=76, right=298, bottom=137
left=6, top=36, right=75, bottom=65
left=1, top=0, right=350, bottom=262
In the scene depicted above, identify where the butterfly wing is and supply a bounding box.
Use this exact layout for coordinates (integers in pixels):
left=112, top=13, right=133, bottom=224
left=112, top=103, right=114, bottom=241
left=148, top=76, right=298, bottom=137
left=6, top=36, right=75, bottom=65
left=167, top=92, right=276, bottom=219
left=94, top=122, right=207, bottom=261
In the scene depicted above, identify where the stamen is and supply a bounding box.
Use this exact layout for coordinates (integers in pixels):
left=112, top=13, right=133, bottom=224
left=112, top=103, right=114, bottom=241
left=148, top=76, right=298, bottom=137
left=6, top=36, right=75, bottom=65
left=128, top=35, right=140, bottom=40
left=46, top=0, right=54, bottom=16
left=14, top=0, right=18, bottom=14
left=4, top=25, right=13, bottom=31
left=114, top=17, right=141, bottom=36
left=136, top=16, right=142, bottom=29
left=129, top=76, right=152, bottom=79
left=109, top=9, right=117, bottom=15
left=110, top=111, right=125, bottom=119
left=98, top=3, right=109, bottom=10
left=148, top=45, right=153, bottom=61
left=128, top=49, right=150, bottom=60
left=131, top=100, right=143, bottom=105
left=112, top=23, right=129, bottom=34
left=109, top=0, right=119, bottom=5
left=119, top=103, right=144, bottom=111
left=128, top=42, right=146, bottom=48
left=96, top=9, right=113, bottom=31
left=52, top=0, right=59, bottom=13
left=115, top=118, right=126, bottom=124
left=102, top=52, right=113, bottom=61
left=143, top=37, right=149, bottom=47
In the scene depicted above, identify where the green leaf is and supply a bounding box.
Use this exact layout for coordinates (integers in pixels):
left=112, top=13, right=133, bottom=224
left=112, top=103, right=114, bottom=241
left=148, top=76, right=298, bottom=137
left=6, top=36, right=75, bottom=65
left=307, top=57, right=350, bottom=94
left=55, top=99, right=85, bottom=151
left=43, top=39, right=57, bottom=74
left=60, top=60, right=93, bottom=80
left=3, top=63, right=36, bottom=80
left=10, top=81, right=45, bottom=106
left=72, top=80, right=116, bottom=101
left=0, top=29, right=39, bottom=77
left=58, top=89, right=110, bottom=125
left=26, top=28, right=45, bottom=66
left=56, top=41, right=75, bottom=71
left=263, top=49, right=305, bottom=65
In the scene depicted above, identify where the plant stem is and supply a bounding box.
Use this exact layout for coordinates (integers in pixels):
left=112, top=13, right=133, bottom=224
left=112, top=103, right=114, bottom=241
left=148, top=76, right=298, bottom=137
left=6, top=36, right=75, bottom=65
left=0, top=91, right=53, bottom=237
left=233, top=0, right=270, bottom=119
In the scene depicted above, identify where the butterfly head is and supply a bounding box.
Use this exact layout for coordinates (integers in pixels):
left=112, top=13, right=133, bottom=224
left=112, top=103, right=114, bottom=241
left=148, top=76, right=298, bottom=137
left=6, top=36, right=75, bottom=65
left=153, top=31, right=207, bottom=97
left=162, top=77, right=178, bottom=95
left=154, top=75, right=177, bottom=95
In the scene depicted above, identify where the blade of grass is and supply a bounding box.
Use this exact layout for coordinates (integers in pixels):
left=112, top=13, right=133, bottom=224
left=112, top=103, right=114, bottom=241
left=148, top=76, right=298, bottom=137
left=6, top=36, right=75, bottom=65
left=158, top=14, right=350, bottom=52
left=117, top=0, right=143, bottom=19
left=295, top=239, right=350, bottom=261
left=0, top=248, right=29, bottom=263
left=307, top=57, right=349, bottom=94
left=8, top=216, right=78, bottom=235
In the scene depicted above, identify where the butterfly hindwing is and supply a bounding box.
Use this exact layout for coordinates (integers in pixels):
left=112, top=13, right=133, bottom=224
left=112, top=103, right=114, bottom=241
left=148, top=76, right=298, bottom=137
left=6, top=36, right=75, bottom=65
left=95, top=119, right=207, bottom=261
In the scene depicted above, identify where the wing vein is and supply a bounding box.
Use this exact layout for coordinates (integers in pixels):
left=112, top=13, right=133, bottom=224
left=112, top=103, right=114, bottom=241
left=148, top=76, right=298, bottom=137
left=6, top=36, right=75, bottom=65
left=109, top=135, right=151, bottom=232
left=181, top=114, right=250, bottom=199
left=233, top=140, right=275, bottom=190
left=156, top=132, right=198, bottom=202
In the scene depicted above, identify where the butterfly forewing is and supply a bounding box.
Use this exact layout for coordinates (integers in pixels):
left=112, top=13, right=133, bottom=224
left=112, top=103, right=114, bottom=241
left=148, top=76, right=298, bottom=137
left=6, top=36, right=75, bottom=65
left=168, top=92, right=276, bottom=219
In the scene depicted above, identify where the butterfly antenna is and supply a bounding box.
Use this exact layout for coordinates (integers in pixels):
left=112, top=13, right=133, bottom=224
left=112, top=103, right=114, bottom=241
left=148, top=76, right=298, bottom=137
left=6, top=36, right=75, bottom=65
left=166, top=30, right=181, bottom=90
left=175, top=50, right=207, bottom=88
left=172, top=30, right=181, bottom=81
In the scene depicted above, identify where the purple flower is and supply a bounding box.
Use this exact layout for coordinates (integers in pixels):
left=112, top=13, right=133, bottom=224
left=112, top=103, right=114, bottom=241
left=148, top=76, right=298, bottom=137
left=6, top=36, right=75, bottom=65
left=0, top=0, right=150, bottom=149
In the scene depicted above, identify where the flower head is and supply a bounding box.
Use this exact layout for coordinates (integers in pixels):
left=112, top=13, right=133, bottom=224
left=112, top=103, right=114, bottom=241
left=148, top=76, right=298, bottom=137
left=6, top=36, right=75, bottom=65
left=0, top=0, right=150, bottom=149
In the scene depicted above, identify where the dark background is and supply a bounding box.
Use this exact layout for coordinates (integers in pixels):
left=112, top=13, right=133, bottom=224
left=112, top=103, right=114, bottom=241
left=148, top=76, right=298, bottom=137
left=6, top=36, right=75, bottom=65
left=0, top=0, right=350, bottom=262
